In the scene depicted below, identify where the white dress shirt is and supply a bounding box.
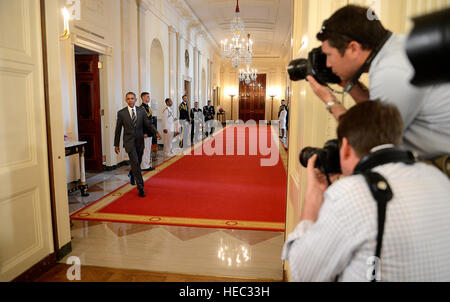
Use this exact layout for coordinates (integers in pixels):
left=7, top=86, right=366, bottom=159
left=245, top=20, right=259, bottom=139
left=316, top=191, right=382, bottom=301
left=282, top=161, right=450, bottom=282
left=127, top=105, right=137, bottom=119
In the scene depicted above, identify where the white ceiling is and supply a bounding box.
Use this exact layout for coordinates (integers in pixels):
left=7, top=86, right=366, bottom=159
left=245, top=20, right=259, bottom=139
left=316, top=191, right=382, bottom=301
left=184, top=0, right=293, bottom=58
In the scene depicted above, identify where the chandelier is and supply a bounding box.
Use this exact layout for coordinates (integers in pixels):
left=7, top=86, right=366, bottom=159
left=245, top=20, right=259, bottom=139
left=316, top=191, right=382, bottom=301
left=220, top=0, right=253, bottom=69
left=239, top=65, right=257, bottom=84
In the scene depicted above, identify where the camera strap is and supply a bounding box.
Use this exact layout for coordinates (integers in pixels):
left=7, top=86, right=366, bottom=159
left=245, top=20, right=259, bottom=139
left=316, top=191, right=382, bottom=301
left=353, top=148, right=415, bottom=282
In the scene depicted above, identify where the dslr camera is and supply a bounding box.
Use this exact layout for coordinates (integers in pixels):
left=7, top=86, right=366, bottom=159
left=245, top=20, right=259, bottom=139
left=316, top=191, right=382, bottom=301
left=299, top=139, right=341, bottom=175
left=287, top=47, right=341, bottom=84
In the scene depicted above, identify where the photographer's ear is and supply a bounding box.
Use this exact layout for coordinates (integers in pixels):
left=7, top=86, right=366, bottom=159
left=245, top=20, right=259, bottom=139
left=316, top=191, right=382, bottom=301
left=340, top=137, right=361, bottom=176
left=340, top=137, right=352, bottom=160
left=347, top=41, right=363, bottom=57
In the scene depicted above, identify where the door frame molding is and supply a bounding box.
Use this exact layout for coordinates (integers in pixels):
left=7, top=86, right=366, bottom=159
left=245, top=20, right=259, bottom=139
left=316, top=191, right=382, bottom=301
left=70, top=33, right=115, bottom=168
left=40, top=0, right=59, bottom=258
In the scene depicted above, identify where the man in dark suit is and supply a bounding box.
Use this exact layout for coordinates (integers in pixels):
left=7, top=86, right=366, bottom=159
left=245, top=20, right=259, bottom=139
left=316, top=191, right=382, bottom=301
left=203, top=100, right=215, bottom=137
left=178, top=94, right=190, bottom=147
left=114, top=92, right=161, bottom=197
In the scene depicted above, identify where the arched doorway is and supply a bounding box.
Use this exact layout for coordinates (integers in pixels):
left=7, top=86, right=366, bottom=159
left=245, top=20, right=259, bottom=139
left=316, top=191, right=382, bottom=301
left=150, top=39, right=164, bottom=119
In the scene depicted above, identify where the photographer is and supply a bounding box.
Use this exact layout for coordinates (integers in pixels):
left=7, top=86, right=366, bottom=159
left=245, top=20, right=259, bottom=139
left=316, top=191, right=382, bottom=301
left=306, top=5, right=450, bottom=161
left=282, top=101, right=450, bottom=282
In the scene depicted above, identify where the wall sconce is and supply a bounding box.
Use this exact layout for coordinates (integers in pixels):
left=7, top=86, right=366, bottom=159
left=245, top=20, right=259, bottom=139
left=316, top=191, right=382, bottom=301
left=267, top=87, right=281, bottom=124
left=60, top=7, right=71, bottom=40
left=268, top=94, right=276, bottom=125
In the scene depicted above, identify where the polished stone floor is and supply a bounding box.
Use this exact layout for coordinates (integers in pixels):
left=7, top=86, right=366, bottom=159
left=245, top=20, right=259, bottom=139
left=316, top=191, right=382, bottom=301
left=65, top=139, right=286, bottom=280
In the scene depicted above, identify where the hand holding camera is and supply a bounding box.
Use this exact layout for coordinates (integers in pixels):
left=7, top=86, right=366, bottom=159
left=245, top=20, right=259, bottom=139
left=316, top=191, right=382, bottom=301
left=300, top=139, right=342, bottom=185
left=306, top=75, right=336, bottom=104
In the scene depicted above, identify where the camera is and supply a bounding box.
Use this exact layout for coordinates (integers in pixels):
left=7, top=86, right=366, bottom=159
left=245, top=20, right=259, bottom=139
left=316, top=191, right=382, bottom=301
left=406, top=8, right=450, bottom=87
left=287, top=47, right=341, bottom=85
left=299, top=139, right=341, bottom=175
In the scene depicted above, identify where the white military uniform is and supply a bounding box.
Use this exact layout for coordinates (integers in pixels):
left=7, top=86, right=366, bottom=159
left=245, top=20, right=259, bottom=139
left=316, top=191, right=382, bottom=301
left=162, top=105, right=175, bottom=157
left=279, top=108, right=287, bottom=131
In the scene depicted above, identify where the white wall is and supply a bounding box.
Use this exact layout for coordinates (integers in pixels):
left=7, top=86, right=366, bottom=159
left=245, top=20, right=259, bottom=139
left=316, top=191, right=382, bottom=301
left=139, top=0, right=220, bottom=118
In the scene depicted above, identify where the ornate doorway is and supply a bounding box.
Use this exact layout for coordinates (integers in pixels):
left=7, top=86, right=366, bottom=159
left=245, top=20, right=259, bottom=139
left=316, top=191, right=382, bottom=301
left=238, top=74, right=266, bottom=122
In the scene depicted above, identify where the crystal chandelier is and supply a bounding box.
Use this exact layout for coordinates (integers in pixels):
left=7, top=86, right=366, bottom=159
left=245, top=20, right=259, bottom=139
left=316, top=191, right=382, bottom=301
left=220, top=0, right=253, bottom=69
left=239, top=65, right=257, bottom=84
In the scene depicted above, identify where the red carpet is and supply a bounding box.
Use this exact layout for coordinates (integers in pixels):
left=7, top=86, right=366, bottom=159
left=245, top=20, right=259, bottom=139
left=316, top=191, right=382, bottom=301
left=71, top=125, right=287, bottom=231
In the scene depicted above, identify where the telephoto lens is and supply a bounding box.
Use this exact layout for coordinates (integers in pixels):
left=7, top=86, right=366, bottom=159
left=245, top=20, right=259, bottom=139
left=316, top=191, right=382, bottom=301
left=406, top=7, right=450, bottom=86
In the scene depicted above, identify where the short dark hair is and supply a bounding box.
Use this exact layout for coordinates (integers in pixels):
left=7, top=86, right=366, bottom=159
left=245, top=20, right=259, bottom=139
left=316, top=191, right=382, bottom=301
left=337, top=100, right=403, bottom=158
left=182, top=94, right=187, bottom=99
left=165, top=98, right=171, bottom=104
left=317, top=5, right=389, bottom=56
left=125, top=92, right=136, bottom=99
left=141, top=92, right=149, bottom=99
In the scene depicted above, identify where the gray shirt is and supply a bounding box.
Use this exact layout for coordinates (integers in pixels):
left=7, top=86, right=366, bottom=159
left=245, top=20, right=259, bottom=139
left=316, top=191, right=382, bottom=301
left=369, top=34, right=450, bottom=160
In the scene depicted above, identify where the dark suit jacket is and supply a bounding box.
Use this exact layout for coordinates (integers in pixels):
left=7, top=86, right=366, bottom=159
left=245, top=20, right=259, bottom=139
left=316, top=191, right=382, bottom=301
left=179, top=102, right=190, bottom=122
left=114, top=106, right=157, bottom=153
left=203, top=105, right=215, bottom=121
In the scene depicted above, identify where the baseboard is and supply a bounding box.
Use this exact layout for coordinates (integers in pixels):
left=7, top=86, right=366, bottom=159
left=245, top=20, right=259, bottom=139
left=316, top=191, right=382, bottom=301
left=56, top=241, right=72, bottom=261
left=12, top=253, right=57, bottom=282
left=102, top=160, right=129, bottom=171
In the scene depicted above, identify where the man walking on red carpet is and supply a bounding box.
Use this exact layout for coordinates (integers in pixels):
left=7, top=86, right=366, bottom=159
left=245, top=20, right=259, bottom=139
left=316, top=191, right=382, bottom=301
left=114, top=92, right=161, bottom=197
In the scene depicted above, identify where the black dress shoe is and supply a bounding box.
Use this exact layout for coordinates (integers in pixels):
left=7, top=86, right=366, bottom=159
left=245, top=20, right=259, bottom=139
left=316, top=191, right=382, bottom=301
left=142, top=167, right=155, bottom=172
left=138, top=189, right=146, bottom=197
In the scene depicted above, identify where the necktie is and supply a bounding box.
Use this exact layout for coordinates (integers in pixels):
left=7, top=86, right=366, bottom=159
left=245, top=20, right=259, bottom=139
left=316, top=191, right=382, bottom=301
left=131, top=108, right=136, bottom=128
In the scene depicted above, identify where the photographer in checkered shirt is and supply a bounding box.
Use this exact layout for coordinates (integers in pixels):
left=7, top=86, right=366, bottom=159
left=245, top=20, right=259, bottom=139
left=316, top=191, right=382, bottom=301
left=282, top=100, right=450, bottom=282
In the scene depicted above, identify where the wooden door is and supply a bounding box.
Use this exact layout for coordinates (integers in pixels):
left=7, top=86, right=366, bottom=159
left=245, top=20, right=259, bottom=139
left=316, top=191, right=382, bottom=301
left=75, top=54, right=102, bottom=171
left=238, top=74, right=266, bottom=122
left=0, top=0, right=54, bottom=281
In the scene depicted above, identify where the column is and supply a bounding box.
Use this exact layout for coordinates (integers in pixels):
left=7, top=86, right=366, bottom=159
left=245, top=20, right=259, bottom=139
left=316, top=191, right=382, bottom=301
left=177, top=34, right=184, bottom=117
left=168, top=26, right=177, bottom=101
left=198, top=50, right=202, bottom=105
left=176, top=32, right=180, bottom=108
left=193, top=46, right=198, bottom=106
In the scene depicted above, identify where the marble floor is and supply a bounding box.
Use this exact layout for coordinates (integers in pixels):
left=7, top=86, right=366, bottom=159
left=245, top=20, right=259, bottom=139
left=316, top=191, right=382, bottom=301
left=65, top=142, right=286, bottom=281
